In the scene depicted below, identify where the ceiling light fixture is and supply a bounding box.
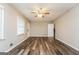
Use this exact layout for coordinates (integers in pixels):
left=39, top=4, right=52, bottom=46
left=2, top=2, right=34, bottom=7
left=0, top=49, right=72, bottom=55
left=32, top=8, right=50, bottom=18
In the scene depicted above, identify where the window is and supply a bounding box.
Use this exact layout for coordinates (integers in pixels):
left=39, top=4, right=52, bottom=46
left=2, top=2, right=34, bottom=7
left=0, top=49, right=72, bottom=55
left=17, top=16, right=25, bottom=35
left=0, top=5, right=4, bottom=39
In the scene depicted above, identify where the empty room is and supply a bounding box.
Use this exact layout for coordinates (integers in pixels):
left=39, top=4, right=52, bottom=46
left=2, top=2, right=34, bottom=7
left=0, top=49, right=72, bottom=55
left=0, top=3, right=79, bottom=55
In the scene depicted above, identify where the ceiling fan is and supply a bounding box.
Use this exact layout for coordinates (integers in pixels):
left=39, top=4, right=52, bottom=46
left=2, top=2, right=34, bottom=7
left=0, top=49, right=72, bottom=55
left=31, top=8, right=50, bottom=18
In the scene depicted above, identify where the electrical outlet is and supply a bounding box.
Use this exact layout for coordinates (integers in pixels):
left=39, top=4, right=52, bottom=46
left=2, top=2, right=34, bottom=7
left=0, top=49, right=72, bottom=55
left=10, top=43, right=13, bottom=47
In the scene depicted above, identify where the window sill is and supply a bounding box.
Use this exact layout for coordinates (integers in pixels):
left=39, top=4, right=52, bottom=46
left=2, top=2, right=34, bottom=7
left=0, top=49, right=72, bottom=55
left=0, top=39, right=5, bottom=41
left=16, top=33, right=26, bottom=36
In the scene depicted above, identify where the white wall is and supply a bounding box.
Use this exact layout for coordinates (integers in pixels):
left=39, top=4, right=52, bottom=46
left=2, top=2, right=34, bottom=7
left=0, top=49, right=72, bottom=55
left=30, top=21, right=52, bottom=37
left=0, top=4, right=30, bottom=52
left=54, top=5, right=79, bottom=51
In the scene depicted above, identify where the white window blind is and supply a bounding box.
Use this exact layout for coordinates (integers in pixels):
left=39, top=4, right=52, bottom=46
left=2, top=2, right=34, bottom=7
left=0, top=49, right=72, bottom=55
left=0, top=5, right=4, bottom=40
left=17, top=16, right=25, bottom=35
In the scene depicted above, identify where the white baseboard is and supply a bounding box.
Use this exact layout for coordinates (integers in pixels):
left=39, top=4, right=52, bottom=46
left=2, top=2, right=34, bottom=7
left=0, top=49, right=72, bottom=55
left=4, top=36, right=30, bottom=53
left=56, top=37, right=79, bottom=51
left=30, top=35, right=53, bottom=37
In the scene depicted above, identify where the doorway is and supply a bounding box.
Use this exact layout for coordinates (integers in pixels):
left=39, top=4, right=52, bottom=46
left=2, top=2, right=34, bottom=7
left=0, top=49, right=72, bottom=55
left=48, top=24, right=54, bottom=37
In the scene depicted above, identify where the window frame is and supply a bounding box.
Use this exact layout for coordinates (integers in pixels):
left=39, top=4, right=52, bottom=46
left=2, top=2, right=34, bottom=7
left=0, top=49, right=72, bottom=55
left=0, top=5, right=4, bottom=40
left=17, top=16, right=25, bottom=36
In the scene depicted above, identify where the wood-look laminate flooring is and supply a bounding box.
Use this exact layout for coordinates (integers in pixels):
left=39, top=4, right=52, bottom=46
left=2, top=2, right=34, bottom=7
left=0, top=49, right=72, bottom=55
left=22, top=37, right=79, bottom=55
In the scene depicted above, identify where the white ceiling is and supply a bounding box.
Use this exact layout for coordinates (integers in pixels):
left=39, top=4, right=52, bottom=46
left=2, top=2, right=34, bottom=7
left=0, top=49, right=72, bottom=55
left=11, top=3, right=77, bottom=22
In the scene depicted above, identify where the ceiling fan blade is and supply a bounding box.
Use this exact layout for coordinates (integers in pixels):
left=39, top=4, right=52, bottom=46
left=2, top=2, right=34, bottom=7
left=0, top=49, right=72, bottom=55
left=35, top=15, right=37, bottom=17
left=44, top=12, right=50, bottom=14
left=31, top=11, right=37, bottom=13
left=32, top=12, right=35, bottom=13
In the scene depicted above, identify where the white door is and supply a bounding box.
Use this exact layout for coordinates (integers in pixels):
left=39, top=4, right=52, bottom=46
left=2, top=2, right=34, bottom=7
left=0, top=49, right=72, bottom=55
left=48, top=24, right=54, bottom=37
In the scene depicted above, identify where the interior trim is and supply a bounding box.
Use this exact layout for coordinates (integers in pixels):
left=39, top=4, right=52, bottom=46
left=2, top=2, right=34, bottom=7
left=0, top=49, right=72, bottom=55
left=5, top=36, right=30, bottom=53
left=55, top=38, right=79, bottom=54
